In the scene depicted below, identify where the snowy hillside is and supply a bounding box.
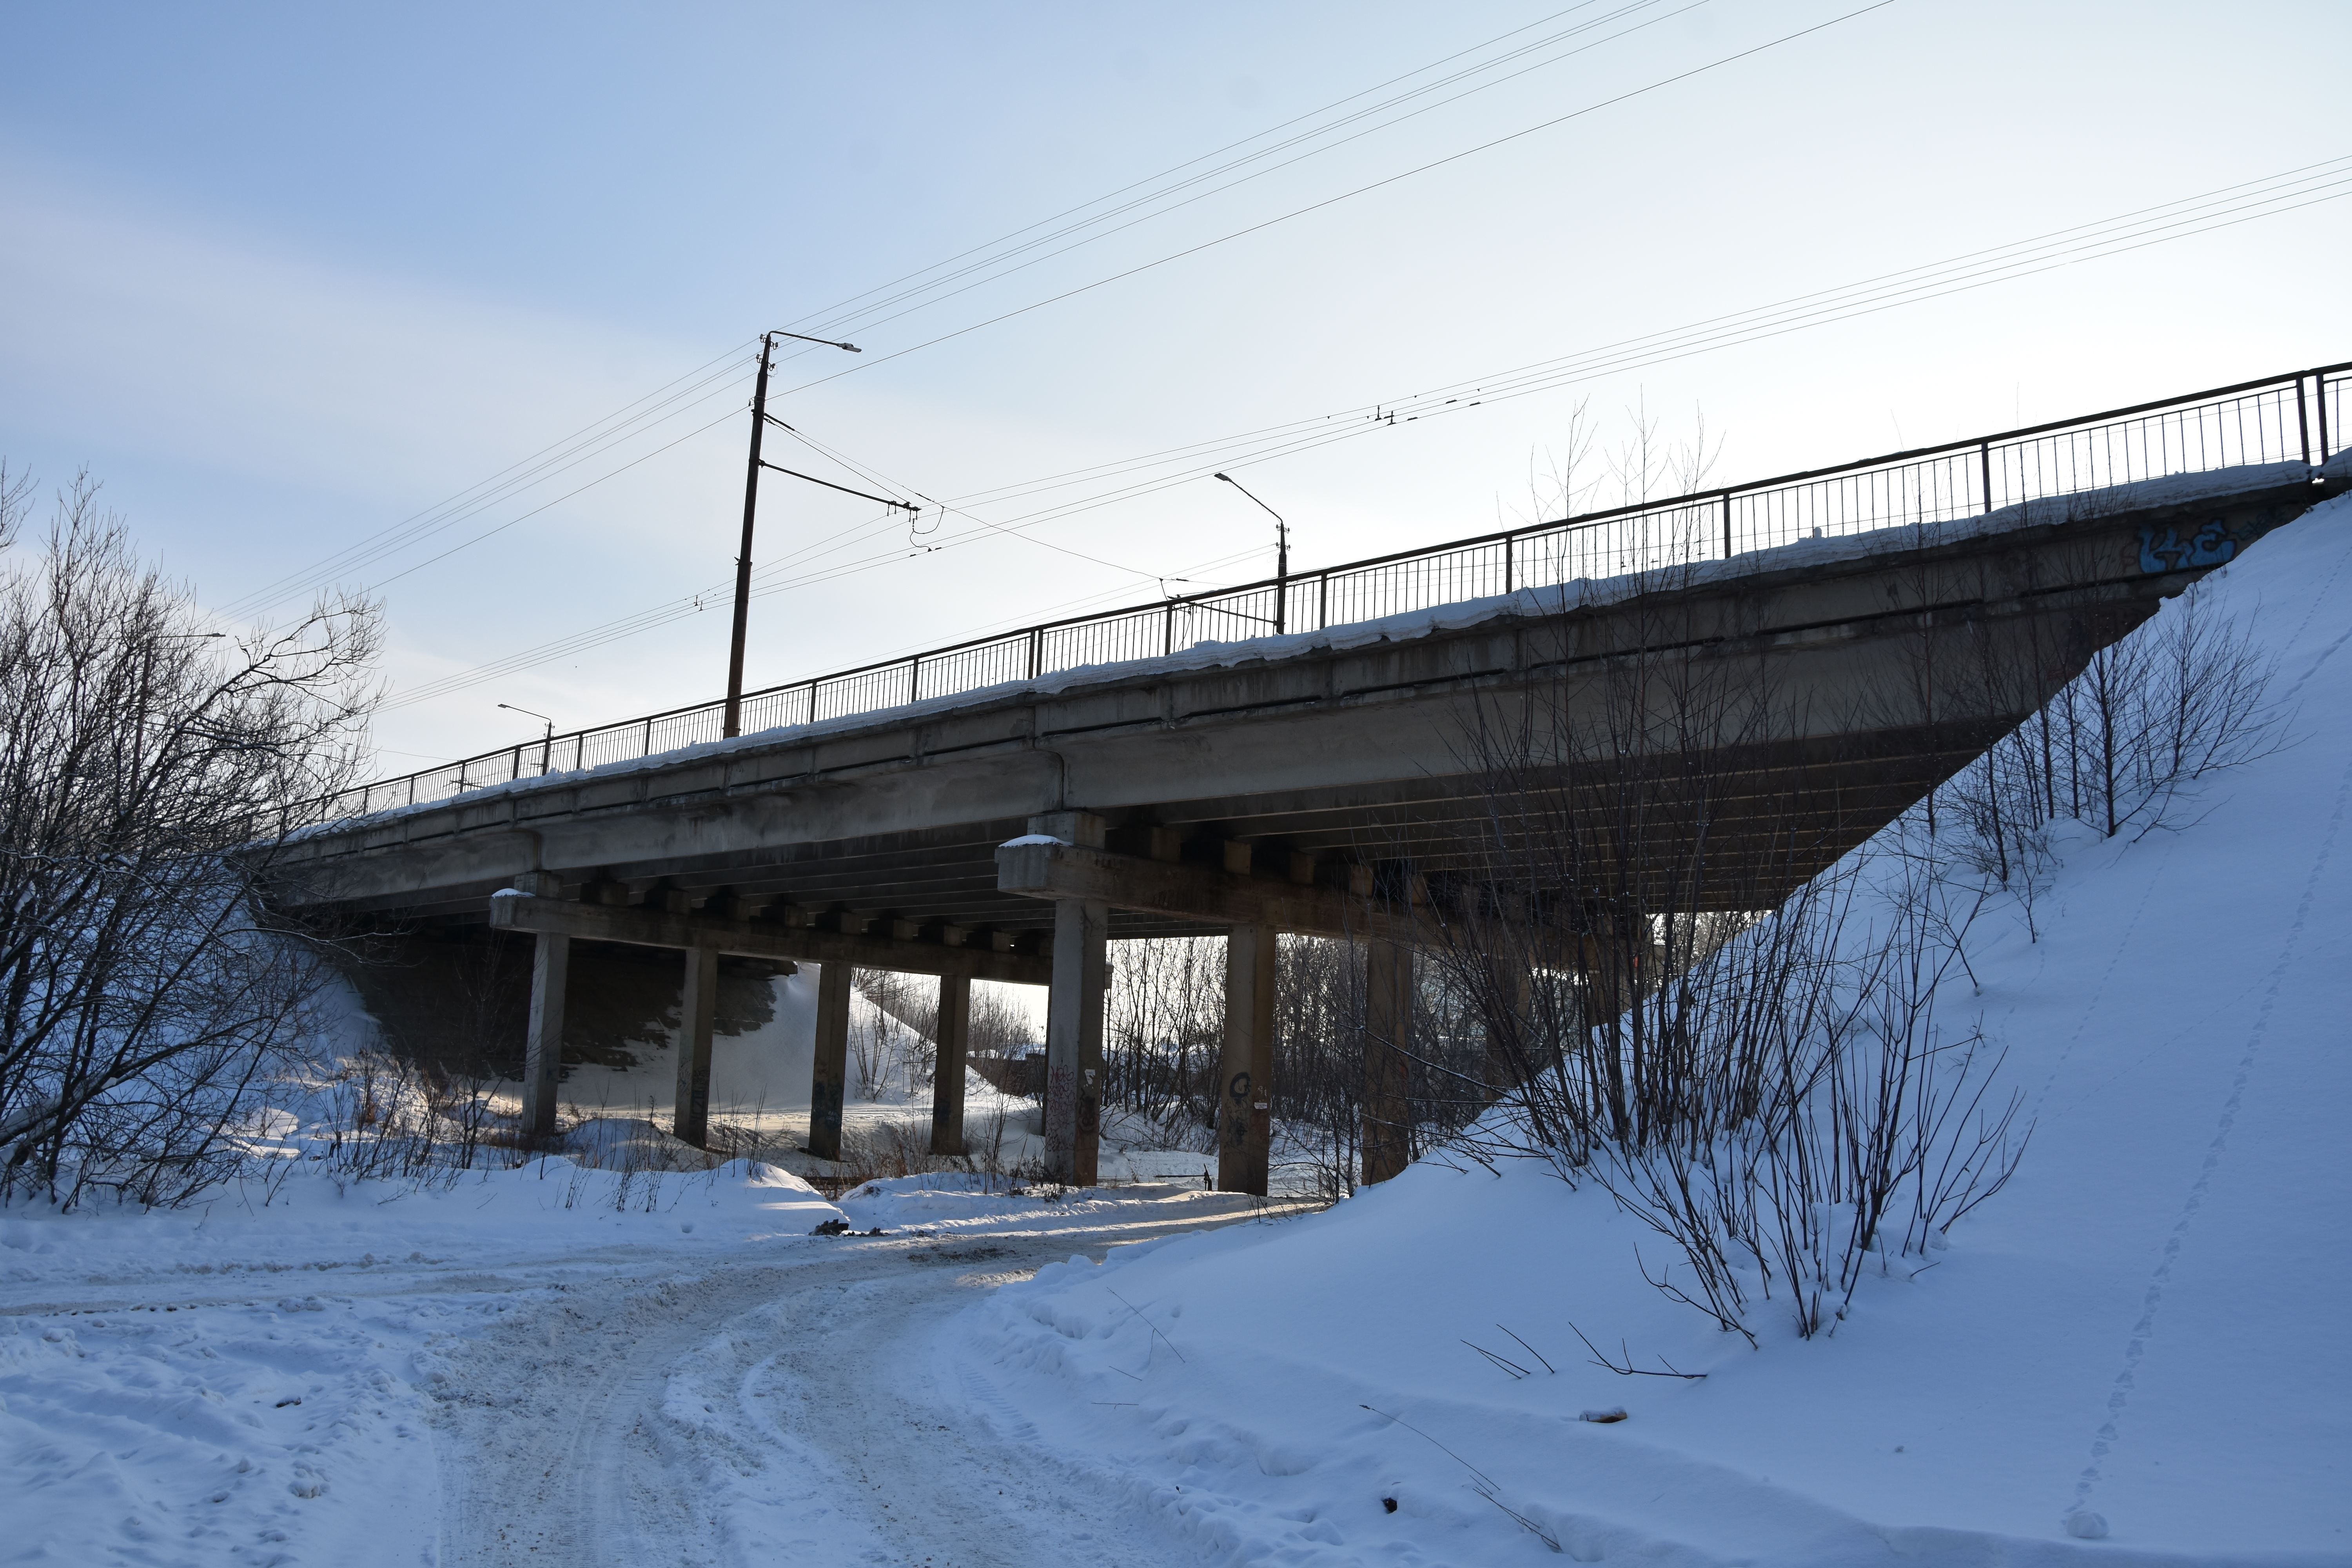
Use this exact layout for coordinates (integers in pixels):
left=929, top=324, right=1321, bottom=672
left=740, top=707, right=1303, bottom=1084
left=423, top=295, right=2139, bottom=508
left=949, top=492, right=2352, bottom=1564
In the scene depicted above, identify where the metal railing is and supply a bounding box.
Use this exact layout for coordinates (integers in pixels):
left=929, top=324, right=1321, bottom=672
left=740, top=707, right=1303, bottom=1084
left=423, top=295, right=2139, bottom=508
left=320, top=361, right=2348, bottom=823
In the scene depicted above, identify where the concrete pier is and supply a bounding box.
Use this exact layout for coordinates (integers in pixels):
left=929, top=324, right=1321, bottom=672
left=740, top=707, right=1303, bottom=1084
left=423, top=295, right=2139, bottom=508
left=515, top=873, right=568, bottom=1139
left=1044, top=896, right=1109, bottom=1186
left=808, top=962, right=852, bottom=1161
left=1218, top=924, right=1277, bottom=1195
left=929, top=975, right=971, bottom=1156
left=671, top=946, right=718, bottom=1147
left=1362, top=937, right=1414, bottom=1185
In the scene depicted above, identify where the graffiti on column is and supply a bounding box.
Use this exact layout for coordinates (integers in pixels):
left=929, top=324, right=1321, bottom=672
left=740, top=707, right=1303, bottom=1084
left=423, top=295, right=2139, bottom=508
left=1223, top=1070, right=1252, bottom=1149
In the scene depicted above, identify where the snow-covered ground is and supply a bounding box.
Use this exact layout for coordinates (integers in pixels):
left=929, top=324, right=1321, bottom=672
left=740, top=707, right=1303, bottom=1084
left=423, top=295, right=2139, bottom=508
left=952, top=491, right=2352, bottom=1565
left=0, top=1153, right=1292, bottom=1566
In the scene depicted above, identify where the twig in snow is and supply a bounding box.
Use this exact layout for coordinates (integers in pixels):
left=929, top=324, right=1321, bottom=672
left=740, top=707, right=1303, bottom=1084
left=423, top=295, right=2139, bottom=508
left=1497, top=1323, right=1556, bottom=1374
left=1359, top=1405, right=1560, bottom=1553
left=1461, top=1339, right=1531, bottom=1380
left=1564, top=1319, right=1707, bottom=1381
left=1105, top=1288, right=1186, bottom=1363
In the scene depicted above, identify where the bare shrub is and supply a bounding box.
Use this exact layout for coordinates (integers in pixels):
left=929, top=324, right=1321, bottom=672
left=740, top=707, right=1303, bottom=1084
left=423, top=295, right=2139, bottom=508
left=0, top=472, right=379, bottom=1207
left=306, top=1049, right=507, bottom=1188
left=1429, top=547, right=2279, bottom=1339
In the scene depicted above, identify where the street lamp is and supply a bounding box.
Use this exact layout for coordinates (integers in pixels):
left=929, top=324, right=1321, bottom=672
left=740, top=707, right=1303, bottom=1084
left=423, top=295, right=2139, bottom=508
left=1214, top=472, right=1291, bottom=634
left=497, top=702, right=555, bottom=774
left=722, top=329, right=918, bottom=738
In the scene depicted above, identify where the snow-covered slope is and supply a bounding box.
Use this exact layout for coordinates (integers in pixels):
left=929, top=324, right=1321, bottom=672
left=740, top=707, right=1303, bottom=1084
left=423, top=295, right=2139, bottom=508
left=950, top=492, right=2352, bottom=1565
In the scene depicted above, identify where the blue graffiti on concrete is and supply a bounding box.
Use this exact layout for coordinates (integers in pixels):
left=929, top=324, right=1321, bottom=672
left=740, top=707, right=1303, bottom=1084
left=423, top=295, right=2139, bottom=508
left=2139, top=518, right=2238, bottom=573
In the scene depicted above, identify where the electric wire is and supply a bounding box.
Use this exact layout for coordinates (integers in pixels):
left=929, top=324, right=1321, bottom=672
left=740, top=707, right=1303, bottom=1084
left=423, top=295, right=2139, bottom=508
left=218, top=2, right=1712, bottom=624
left=771, top=3, right=1902, bottom=401
left=372, top=153, right=2350, bottom=716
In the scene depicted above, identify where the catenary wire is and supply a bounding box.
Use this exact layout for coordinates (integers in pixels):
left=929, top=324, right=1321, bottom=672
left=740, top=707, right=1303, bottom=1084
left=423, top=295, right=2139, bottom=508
left=373, top=158, right=2350, bottom=713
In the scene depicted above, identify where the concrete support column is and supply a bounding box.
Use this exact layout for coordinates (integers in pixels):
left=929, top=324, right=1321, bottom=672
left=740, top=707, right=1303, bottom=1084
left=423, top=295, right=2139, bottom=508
left=672, top=946, right=719, bottom=1148
left=1043, top=897, right=1109, bottom=1186
left=1361, top=937, right=1414, bottom=1185
left=1218, top=924, right=1278, bottom=1196
left=929, top=975, right=971, bottom=1156
left=515, top=872, right=568, bottom=1141
left=807, top=962, right=853, bottom=1161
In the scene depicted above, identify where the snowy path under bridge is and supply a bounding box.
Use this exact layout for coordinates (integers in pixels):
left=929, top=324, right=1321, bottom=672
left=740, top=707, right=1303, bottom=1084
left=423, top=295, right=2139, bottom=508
left=0, top=1165, right=1294, bottom=1567
left=428, top=1218, right=1239, bottom=1568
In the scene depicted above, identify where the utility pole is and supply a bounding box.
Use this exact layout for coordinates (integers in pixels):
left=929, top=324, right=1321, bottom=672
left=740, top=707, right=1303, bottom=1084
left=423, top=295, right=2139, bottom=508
left=722, top=336, right=778, bottom=739
left=721, top=328, right=875, bottom=739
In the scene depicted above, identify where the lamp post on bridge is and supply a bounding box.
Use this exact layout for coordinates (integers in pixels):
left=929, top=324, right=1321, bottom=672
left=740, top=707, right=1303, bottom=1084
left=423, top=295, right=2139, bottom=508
left=722, top=330, right=920, bottom=740
left=1214, top=472, right=1290, bottom=634
left=496, top=702, right=555, bottom=774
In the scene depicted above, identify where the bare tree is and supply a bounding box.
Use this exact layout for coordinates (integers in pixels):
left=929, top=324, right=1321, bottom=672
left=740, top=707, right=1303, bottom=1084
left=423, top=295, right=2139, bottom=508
left=0, top=472, right=380, bottom=1206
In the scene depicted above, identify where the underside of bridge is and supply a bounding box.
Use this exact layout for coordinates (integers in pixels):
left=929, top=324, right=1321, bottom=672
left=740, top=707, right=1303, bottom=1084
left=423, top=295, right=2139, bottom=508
left=278, top=471, right=2341, bottom=1190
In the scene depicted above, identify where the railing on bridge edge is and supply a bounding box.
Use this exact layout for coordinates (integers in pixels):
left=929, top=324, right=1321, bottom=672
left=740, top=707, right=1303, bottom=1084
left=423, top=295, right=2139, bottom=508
left=320, top=361, right=2351, bottom=824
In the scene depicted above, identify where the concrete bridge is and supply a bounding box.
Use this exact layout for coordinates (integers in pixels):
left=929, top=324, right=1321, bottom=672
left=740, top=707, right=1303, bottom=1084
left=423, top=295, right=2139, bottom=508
left=277, top=367, right=2348, bottom=1194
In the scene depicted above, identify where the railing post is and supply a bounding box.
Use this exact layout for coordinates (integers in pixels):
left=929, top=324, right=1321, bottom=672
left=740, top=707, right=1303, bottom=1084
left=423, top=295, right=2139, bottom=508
left=575, top=733, right=586, bottom=771
left=1027, top=627, right=1042, bottom=681
left=909, top=655, right=921, bottom=706
left=1318, top=572, right=1330, bottom=631
left=2297, top=374, right=2312, bottom=467
left=1979, top=439, right=1994, bottom=515
left=1163, top=602, right=1174, bottom=657
left=408, top=775, right=416, bottom=806
left=510, top=744, right=522, bottom=782
left=807, top=680, right=818, bottom=727
left=2319, top=370, right=2334, bottom=463
left=1503, top=533, right=1514, bottom=594
left=643, top=717, right=653, bottom=756
left=1721, top=492, right=1733, bottom=559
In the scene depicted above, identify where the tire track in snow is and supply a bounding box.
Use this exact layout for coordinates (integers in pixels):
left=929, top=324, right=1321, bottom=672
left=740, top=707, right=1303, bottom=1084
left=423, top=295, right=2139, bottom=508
left=426, top=1228, right=1232, bottom=1566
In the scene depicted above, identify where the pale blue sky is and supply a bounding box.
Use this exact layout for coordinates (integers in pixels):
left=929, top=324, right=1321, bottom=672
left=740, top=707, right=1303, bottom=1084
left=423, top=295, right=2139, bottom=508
left=4, top=1, right=2346, bottom=769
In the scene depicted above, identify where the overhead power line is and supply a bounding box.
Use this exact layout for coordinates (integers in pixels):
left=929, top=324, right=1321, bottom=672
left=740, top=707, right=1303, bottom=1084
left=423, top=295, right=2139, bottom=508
left=220, top=1, right=1717, bottom=625
left=771, top=2, right=1902, bottom=401
left=373, top=152, right=2352, bottom=715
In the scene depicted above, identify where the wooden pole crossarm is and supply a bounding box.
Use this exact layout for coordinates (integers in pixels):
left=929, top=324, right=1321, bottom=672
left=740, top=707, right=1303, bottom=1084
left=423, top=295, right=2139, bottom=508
left=487, top=893, right=1051, bottom=985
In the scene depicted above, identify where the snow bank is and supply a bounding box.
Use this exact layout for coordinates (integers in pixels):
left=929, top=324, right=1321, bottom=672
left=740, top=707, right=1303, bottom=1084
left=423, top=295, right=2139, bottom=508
left=949, top=492, right=2352, bottom=1564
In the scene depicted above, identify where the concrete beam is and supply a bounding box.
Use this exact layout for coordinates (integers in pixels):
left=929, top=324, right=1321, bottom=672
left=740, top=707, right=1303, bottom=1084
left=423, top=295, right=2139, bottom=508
left=485, top=890, right=1049, bottom=985
left=998, top=839, right=1417, bottom=944
left=995, top=839, right=1603, bottom=969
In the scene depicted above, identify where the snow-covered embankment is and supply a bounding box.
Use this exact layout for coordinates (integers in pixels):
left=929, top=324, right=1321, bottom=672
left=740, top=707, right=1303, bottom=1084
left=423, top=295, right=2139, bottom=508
left=949, top=493, right=2352, bottom=1565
